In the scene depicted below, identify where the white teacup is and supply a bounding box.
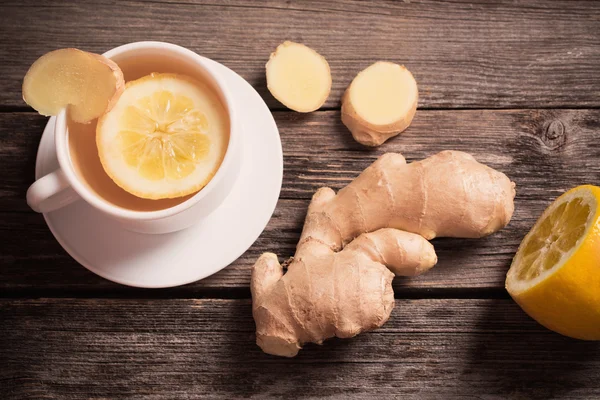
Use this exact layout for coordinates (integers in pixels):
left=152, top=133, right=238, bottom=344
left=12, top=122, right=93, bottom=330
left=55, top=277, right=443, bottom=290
left=26, top=41, right=241, bottom=234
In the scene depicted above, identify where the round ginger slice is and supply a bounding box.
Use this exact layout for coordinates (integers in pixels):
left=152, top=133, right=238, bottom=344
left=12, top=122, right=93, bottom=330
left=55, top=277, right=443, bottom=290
left=22, top=48, right=124, bottom=123
left=266, top=41, right=331, bottom=112
left=342, top=61, right=418, bottom=147
left=96, top=73, right=229, bottom=200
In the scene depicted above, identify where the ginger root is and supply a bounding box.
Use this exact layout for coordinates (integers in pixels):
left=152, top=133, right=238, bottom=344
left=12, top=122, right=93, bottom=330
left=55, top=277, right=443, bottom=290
left=251, top=150, right=515, bottom=357
left=266, top=41, right=331, bottom=112
left=342, top=62, right=418, bottom=146
left=22, top=48, right=124, bottom=123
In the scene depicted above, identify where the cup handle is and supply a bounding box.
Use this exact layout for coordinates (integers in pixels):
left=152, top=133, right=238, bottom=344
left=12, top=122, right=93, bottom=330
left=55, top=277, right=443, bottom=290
left=26, top=169, right=80, bottom=213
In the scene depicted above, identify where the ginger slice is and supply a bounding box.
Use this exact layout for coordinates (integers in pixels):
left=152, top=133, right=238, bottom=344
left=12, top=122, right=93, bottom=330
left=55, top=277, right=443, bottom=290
left=266, top=41, right=331, bottom=112
left=342, top=61, right=418, bottom=146
left=22, top=48, right=124, bottom=123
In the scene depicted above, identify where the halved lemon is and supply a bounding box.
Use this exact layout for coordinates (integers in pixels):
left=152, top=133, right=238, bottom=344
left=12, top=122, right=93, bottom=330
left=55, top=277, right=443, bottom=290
left=506, top=185, right=600, bottom=340
left=97, top=73, right=229, bottom=199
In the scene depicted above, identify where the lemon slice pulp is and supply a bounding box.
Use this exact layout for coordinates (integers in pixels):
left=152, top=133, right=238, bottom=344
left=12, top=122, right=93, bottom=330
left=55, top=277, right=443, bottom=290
left=97, top=73, right=229, bottom=199
left=506, top=185, right=600, bottom=339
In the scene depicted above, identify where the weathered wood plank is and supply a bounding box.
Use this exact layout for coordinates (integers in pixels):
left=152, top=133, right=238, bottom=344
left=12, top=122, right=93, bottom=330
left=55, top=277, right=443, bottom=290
left=1, top=0, right=599, bottom=109
left=1, top=109, right=598, bottom=293
left=2, top=298, right=599, bottom=399
left=0, top=202, right=518, bottom=294
left=3, top=109, right=599, bottom=207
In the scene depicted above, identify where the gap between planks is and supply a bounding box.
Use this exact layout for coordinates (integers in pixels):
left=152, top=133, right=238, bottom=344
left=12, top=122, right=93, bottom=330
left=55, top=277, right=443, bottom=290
left=0, top=286, right=511, bottom=300
left=2, top=106, right=600, bottom=114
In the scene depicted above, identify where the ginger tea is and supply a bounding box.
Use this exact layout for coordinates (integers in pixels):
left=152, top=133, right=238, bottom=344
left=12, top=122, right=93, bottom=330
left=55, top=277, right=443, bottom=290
left=67, top=52, right=230, bottom=211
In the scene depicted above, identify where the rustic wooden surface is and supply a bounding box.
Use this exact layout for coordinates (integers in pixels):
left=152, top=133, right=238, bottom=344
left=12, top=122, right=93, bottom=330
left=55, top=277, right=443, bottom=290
left=1, top=1, right=599, bottom=399
left=2, top=0, right=600, bottom=110
left=3, top=298, right=600, bottom=399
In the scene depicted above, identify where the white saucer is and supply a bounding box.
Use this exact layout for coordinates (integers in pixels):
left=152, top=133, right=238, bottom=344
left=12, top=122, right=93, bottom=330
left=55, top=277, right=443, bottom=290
left=35, top=59, right=283, bottom=288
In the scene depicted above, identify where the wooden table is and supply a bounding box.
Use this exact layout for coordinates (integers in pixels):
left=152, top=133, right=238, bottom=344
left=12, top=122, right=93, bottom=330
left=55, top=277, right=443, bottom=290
left=2, top=1, right=600, bottom=398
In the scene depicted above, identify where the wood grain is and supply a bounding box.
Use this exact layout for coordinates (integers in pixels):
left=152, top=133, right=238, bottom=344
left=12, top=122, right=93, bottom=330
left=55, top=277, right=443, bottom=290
left=1, top=109, right=598, bottom=294
left=2, top=2, right=600, bottom=397
left=2, top=298, right=599, bottom=399
left=1, top=0, right=599, bottom=109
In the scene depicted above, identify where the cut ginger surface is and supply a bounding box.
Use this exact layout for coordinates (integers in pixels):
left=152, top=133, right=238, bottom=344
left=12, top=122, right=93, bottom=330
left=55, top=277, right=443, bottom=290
left=266, top=41, right=331, bottom=112
left=342, top=61, right=418, bottom=146
left=22, top=48, right=124, bottom=123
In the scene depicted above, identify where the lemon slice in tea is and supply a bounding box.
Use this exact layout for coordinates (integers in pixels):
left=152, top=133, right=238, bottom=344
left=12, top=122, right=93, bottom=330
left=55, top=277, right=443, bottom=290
left=97, top=73, right=229, bottom=199
left=506, top=185, right=600, bottom=339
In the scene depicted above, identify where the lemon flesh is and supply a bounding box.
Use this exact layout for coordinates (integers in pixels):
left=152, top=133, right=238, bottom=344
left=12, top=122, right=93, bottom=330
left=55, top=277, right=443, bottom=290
left=506, top=185, right=600, bottom=340
left=97, top=73, right=229, bottom=200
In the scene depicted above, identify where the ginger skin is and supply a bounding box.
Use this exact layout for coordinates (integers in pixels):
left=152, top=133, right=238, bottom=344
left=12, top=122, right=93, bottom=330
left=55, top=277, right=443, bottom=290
left=251, top=150, right=516, bottom=357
